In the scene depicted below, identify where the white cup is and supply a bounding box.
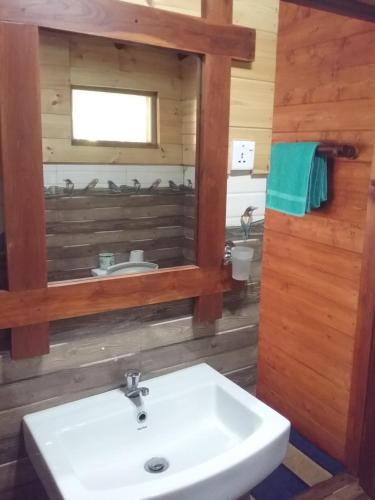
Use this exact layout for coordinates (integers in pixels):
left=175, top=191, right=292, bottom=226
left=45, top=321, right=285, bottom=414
left=99, top=253, right=115, bottom=270
left=129, top=249, right=144, bottom=262
left=231, top=246, right=254, bottom=281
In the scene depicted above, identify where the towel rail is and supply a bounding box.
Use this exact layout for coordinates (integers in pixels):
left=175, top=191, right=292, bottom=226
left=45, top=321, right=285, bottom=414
left=317, top=143, right=358, bottom=159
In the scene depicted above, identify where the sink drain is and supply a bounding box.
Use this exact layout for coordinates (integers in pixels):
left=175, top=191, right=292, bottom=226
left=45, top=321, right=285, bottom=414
left=144, top=457, right=169, bottom=474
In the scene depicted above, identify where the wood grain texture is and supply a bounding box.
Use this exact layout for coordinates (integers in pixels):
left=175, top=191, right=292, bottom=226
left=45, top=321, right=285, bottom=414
left=258, top=1, right=375, bottom=465
left=0, top=0, right=256, bottom=61
left=293, top=473, right=367, bottom=500
left=0, top=277, right=261, bottom=496
left=0, top=0, right=269, bottom=494
left=39, top=31, right=188, bottom=165
left=351, top=141, right=375, bottom=495
left=358, top=324, right=375, bottom=494
left=274, top=30, right=375, bottom=107
left=277, top=4, right=374, bottom=51
left=282, top=0, right=375, bottom=23
left=0, top=0, right=258, bottom=340
left=38, top=4, right=275, bottom=172
left=0, top=266, right=243, bottom=329
left=45, top=192, right=190, bottom=279
left=194, top=0, right=233, bottom=322
left=0, top=23, right=49, bottom=359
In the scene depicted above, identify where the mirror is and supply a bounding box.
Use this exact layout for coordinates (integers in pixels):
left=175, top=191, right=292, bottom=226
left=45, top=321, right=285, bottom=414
left=40, top=30, right=200, bottom=282
left=225, top=173, right=265, bottom=284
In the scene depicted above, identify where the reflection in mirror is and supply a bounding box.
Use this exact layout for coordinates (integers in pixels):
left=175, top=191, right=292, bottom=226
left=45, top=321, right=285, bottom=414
left=225, top=174, right=266, bottom=284
left=40, top=30, right=200, bottom=282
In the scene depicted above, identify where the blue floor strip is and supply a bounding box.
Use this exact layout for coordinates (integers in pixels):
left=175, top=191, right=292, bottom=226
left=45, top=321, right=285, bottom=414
left=289, top=428, right=345, bottom=475
left=251, top=464, right=309, bottom=500
left=248, top=427, right=346, bottom=500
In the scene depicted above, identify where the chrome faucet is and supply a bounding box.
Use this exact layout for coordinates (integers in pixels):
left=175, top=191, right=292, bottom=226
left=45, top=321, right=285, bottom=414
left=125, top=370, right=149, bottom=399
left=224, top=240, right=235, bottom=265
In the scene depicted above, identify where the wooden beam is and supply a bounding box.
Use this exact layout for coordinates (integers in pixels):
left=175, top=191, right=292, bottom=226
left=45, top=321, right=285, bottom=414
left=194, top=0, right=234, bottom=322
left=347, top=138, right=375, bottom=485
left=0, top=266, right=241, bottom=329
left=359, top=322, right=375, bottom=497
left=201, top=0, right=233, bottom=23
left=0, top=0, right=251, bottom=355
left=0, top=23, right=49, bottom=359
left=282, top=0, right=375, bottom=22
left=0, top=0, right=255, bottom=62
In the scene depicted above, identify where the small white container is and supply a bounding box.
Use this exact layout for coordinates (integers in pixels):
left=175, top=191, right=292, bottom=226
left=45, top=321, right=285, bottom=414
left=129, top=249, right=144, bottom=262
left=231, top=246, right=254, bottom=281
left=99, top=253, right=115, bottom=270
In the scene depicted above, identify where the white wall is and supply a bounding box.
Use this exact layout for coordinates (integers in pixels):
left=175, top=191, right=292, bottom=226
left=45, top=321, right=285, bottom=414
left=226, top=175, right=267, bottom=227
left=43, top=164, right=267, bottom=227
left=43, top=164, right=185, bottom=190
left=184, top=166, right=267, bottom=227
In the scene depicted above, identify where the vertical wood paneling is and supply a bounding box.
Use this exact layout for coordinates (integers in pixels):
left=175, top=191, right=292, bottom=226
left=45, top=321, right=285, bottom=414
left=353, top=142, right=375, bottom=493
left=0, top=23, right=49, bottom=359
left=257, top=2, right=375, bottom=464
left=194, top=0, right=232, bottom=321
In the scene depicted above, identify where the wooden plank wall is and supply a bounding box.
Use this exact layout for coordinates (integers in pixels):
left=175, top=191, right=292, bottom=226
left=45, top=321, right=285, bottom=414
left=181, top=55, right=200, bottom=166
left=0, top=192, right=5, bottom=289
left=40, top=31, right=185, bottom=165
left=40, top=0, right=279, bottom=173
left=126, top=0, right=279, bottom=174
left=45, top=191, right=190, bottom=281
left=257, top=1, right=375, bottom=463
left=0, top=268, right=262, bottom=497
left=0, top=1, right=279, bottom=496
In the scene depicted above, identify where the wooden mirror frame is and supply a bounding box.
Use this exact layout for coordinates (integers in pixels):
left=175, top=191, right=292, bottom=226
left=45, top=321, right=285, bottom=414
left=0, top=0, right=255, bottom=359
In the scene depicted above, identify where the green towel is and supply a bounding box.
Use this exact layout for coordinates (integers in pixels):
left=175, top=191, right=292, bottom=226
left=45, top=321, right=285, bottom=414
left=266, top=142, right=327, bottom=217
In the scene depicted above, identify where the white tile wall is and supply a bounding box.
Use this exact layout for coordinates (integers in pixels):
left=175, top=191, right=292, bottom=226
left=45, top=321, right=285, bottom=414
left=183, top=166, right=196, bottom=188
left=226, top=175, right=267, bottom=227
left=43, top=164, right=267, bottom=227
left=43, top=164, right=184, bottom=190
left=182, top=168, right=267, bottom=226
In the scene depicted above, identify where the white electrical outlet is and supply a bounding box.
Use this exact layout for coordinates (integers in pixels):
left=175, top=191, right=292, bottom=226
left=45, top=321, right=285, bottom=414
left=231, top=140, right=255, bottom=171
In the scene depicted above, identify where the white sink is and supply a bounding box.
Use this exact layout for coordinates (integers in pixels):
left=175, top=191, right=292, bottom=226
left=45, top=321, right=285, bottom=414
left=23, top=364, right=290, bottom=500
left=91, top=262, right=159, bottom=277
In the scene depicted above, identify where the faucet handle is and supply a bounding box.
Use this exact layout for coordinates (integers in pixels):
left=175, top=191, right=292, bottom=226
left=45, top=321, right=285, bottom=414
left=126, top=370, right=141, bottom=388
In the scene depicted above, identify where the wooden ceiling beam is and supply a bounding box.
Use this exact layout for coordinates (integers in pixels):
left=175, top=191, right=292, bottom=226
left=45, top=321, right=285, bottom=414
left=0, top=0, right=256, bottom=61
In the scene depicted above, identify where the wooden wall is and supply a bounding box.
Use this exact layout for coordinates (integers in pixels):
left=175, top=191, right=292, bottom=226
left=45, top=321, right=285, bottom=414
left=257, top=1, right=375, bottom=463
left=45, top=191, right=191, bottom=281
left=0, top=273, right=262, bottom=498
left=40, top=0, right=279, bottom=173
left=0, top=1, right=279, bottom=496
left=118, top=0, right=278, bottom=174
left=131, top=0, right=279, bottom=173
left=0, top=189, right=4, bottom=288
left=181, top=55, right=200, bottom=166
left=40, top=31, right=187, bottom=165
left=119, top=0, right=278, bottom=174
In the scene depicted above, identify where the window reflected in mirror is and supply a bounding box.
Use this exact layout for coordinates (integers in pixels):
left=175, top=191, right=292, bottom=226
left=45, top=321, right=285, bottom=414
left=40, top=30, right=200, bottom=282
left=71, top=87, right=157, bottom=145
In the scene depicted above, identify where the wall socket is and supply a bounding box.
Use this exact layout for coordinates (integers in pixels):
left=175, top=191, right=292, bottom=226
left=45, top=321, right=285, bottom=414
left=231, top=140, right=255, bottom=171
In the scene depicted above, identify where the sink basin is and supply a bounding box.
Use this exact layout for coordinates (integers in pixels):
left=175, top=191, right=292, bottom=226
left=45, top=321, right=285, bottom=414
left=107, top=262, right=159, bottom=276
left=23, top=364, right=290, bottom=500
left=91, top=261, right=159, bottom=277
